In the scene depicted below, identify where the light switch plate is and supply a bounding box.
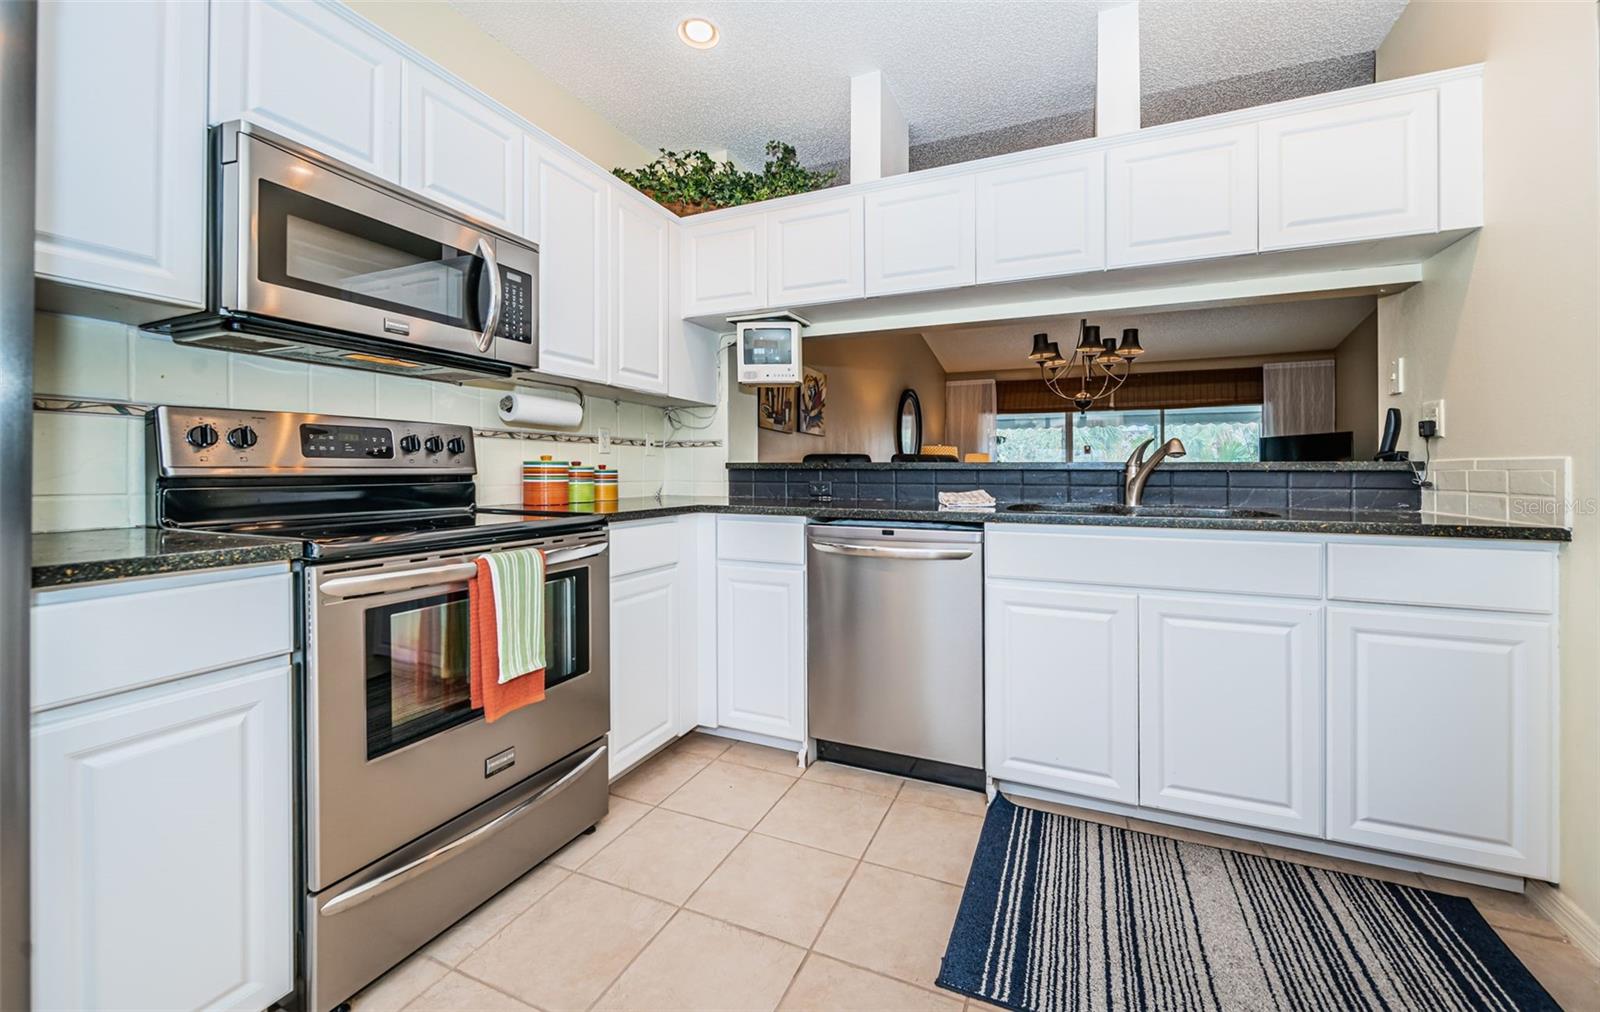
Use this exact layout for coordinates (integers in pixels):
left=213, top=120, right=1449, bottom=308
left=1388, top=357, right=1406, bottom=395
left=1421, top=399, right=1446, bottom=438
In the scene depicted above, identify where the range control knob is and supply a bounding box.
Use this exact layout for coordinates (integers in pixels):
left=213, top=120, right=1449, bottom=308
left=399, top=434, right=422, bottom=454
left=424, top=436, right=445, bottom=454
left=226, top=425, right=258, bottom=449
left=446, top=436, right=467, bottom=455
left=185, top=423, right=218, bottom=449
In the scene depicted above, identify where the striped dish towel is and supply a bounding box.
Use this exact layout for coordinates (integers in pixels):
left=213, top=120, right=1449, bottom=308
left=468, top=548, right=547, bottom=722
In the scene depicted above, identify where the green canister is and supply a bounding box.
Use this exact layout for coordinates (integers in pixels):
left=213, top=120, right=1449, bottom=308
left=567, top=461, right=596, bottom=504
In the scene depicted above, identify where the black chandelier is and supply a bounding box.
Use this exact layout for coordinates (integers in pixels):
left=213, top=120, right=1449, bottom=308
left=1027, top=318, right=1144, bottom=414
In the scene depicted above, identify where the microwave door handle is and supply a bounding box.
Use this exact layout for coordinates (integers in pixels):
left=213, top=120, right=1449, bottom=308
left=475, top=236, right=502, bottom=353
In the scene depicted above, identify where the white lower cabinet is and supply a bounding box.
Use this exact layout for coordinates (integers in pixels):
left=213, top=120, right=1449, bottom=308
left=985, top=582, right=1138, bottom=803
left=1138, top=595, right=1323, bottom=836
left=610, top=567, right=681, bottom=777
left=716, top=562, right=805, bottom=742
left=32, top=659, right=293, bottom=1011
left=1326, top=606, right=1554, bottom=878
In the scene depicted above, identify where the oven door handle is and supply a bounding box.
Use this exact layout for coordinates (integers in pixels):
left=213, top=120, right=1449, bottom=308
left=318, top=743, right=607, bottom=918
left=318, top=543, right=606, bottom=598
left=545, top=542, right=607, bottom=567
left=476, top=236, right=502, bottom=353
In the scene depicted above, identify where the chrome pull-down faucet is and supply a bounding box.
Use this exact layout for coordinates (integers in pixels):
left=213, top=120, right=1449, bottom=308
left=1123, top=437, right=1187, bottom=507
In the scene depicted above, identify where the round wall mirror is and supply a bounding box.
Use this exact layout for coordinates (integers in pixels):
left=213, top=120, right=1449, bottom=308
left=895, top=389, right=923, bottom=456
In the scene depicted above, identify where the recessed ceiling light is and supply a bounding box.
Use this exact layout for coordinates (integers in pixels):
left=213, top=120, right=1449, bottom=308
left=678, top=17, right=719, bottom=49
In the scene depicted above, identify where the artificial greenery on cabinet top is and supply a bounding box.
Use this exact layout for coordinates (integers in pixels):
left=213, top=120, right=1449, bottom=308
left=613, top=141, right=837, bottom=216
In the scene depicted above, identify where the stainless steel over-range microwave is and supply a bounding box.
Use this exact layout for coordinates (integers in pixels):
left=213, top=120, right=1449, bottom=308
left=145, top=121, right=538, bottom=382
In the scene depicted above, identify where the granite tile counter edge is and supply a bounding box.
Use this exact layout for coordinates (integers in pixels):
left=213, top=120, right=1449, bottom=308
left=33, top=537, right=301, bottom=589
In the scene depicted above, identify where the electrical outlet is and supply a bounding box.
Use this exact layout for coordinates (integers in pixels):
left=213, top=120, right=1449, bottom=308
left=644, top=435, right=658, bottom=457
left=1388, top=357, right=1406, bottom=395
left=597, top=428, right=611, bottom=454
left=1420, top=399, right=1446, bottom=438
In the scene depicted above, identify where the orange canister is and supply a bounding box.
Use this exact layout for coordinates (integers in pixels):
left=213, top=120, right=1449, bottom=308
left=522, top=455, right=570, bottom=507
left=595, top=466, right=619, bottom=504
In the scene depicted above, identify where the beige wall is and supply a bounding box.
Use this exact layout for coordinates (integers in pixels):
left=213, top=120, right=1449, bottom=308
left=757, top=333, right=947, bottom=463
left=1378, top=1, right=1600, bottom=925
left=345, top=1, right=651, bottom=171
left=1332, top=311, right=1379, bottom=458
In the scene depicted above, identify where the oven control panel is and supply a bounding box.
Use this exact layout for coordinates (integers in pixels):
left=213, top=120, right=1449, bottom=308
left=150, top=406, right=478, bottom=476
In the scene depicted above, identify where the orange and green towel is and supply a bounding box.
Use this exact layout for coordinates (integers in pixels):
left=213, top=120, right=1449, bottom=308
left=469, top=548, right=547, bottom=722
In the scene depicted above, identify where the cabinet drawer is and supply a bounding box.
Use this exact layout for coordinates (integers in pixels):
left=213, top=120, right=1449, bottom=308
left=1326, top=541, right=1556, bottom=614
left=986, top=527, right=1322, bottom=598
left=610, top=518, right=681, bottom=578
left=717, top=516, right=804, bottom=565
left=32, top=566, right=293, bottom=711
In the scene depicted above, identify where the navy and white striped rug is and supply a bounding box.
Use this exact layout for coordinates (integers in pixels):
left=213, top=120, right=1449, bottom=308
left=937, top=796, right=1560, bottom=1011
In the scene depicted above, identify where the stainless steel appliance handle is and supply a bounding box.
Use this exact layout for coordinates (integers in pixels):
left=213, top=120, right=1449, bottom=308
left=318, top=542, right=608, bottom=598
left=476, top=236, right=502, bottom=353
left=810, top=541, right=975, bottom=561
left=318, top=744, right=607, bottom=917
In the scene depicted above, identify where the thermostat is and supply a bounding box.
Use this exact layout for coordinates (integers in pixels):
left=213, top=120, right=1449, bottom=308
left=732, top=311, right=809, bottom=385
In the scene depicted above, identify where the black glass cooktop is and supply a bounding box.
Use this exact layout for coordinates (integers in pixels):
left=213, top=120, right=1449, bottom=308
left=208, top=511, right=602, bottom=561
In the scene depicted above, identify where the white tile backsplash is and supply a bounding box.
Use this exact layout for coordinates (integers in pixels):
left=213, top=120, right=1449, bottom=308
left=33, top=413, right=129, bottom=496
left=309, top=366, right=378, bottom=416
left=34, top=313, right=129, bottom=398
left=129, top=330, right=228, bottom=405
left=1427, top=456, right=1571, bottom=527
left=230, top=356, right=310, bottom=411
left=375, top=374, right=435, bottom=421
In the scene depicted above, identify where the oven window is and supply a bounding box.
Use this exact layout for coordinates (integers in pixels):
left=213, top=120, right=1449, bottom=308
left=364, top=568, right=592, bottom=759
left=257, top=180, right=487, bottom=330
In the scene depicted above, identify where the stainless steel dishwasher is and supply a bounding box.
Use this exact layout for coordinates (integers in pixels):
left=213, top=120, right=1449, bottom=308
left=807, top=521, right=984, bottom=789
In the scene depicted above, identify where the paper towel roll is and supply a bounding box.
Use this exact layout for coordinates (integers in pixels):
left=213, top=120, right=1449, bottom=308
left=497, top=387, right=584, bottom=428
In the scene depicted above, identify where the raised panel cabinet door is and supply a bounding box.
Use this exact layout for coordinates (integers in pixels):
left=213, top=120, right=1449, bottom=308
left=683, top=215, right=768, bottom=317
left=864, top=175, right=977, bottom=295
left=1139, top=594, right=1323, bottom=836
left=610, top=195, right=671, bottom=393
left=985, top=582, right=1138, bottom=803
left=1327, top=607, right=1553, bottom=877
left=716, top=562, right=805, bottom=742
left=767, top=195, right=865, bottom=305
left=975, top=152, right=1106, bottom=283
left=1260, top=90, right=1439, bottom=250
left=527, top=139, right=608, bottom=382
left=401, top=63, right=523, bottom=230
left=37, top=0, right=206, bottom=306
left=31, top=660, right=293, bottom=1011
left=609, top=568, right=679, bottom=778
left=1106, top=124, right=1258, bottom=268
left=210, top=0, right=402, bottom=180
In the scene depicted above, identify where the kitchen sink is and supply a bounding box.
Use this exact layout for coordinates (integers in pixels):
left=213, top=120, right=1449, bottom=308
left=1006, top=503, right=1283, bottom=520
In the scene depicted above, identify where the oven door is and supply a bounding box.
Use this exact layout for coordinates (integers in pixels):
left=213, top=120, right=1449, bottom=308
left=305, top=530, right=608, bottom=891
left=223, top=124, right=536, bottom=369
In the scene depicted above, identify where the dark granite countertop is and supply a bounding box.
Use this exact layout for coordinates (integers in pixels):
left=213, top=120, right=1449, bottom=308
left=728, top=460, right=1419, bottom=472
left=482, top=496, right=1571, bottom=542
left=33, top=528, right=301, bottom=589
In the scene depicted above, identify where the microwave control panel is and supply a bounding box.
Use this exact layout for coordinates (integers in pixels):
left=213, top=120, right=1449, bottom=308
left=496, top=266, right=533, bottom=345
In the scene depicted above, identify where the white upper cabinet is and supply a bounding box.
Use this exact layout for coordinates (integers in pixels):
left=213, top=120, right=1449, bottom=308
left=1327, top=606, right=1553, bottom=878
left=210, top=0, right=402, bottom=180
left=37, top=0, right=206, bottom=308
left=766, top=196, right=865, bottom=305
left=526, top=139, right=608, bottom=382
left=1138, top=594, right=1323, bottom=837
left=1107, top=123, right=1258, bottom=268
left=683, top=214, right=768, bottom=318
left=401, top=63, right=523, bottom=230
left=1259, top=91, right=1439, bottom=251
left=610, top=194, right=671, bottom=393
left=975, top=152, right=1106, bottom=283
left=864, top=175, right=977, bottom=295
left=986, top=582, right=1139, bottom=804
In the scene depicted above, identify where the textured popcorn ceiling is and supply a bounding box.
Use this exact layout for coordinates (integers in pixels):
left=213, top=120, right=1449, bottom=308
left=920, top=297, right=1378, bottom=374
left=451, top=0, right=1405, bottom=169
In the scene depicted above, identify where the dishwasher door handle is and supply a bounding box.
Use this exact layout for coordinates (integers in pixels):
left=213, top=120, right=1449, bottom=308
left=810, top=541, right=975, bottom=561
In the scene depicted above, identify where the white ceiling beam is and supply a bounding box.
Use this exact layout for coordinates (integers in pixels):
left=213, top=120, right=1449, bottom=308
left=1097, top=2, right=1141, bottom=137
left=850, top=70, right=908, bottom=183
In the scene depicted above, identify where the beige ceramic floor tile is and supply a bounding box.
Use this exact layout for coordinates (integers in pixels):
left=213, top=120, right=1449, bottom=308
left=1420, top=875, right=1566, bottom=939
left=404, top=971, right=535, bottom=1011
left=896, top=779, right=989, bottom=817
left=548, top=796, right=651, bottom=870
left=1007, top=793, right=1129, bottom=830
left=865, top=799, right=984, bottom=886
left=802, top=761, right=905, bottom=799
left=779, top=953, right=963, bottom=1012
left=660, top=759, right=797, bottom=829
left=1126, top=817, right=1270, bottom=858
left=459, top=874, right=673, bottom=1011
left=349, top=951, right=450, bottom=1012
left=1497, top=928, right=1600, bottom=1012
left=671, top=730, right=733, bottom=760
left=814, top=863, right=964, bottom=988
left=757, top=779, right=893, bottom=858
left=687, top=833, right=856, bottom=946
left=720, top=739, right=805, bottom=777
left=580, top=806, right=746, bottom=904
left=595, top=909, right=805, bottom=1011
left=423, top=863, right=570, bottom=965
left=610, top=750, right=711, bottom=805
left=966, top=1000, right=1009, bottom=1011
left=1260, top=844, right=1424, bottom=887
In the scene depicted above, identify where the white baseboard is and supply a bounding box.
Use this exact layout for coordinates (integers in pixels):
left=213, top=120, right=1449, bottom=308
left=1526, top=882, right=1600, bottom=963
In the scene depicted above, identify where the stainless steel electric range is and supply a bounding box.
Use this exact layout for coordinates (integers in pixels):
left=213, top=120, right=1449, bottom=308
left=147, top=406, right=610, bottom=1012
